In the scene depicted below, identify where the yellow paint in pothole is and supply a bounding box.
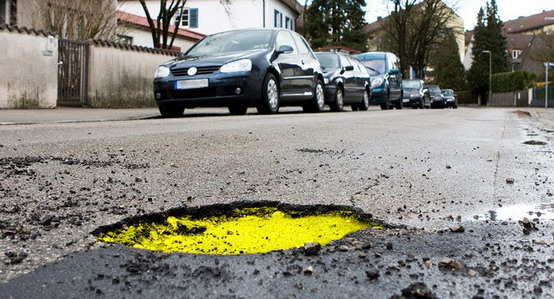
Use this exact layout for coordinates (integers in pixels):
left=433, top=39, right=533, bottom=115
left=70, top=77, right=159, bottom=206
left=98, top=207, right=380, bottom=254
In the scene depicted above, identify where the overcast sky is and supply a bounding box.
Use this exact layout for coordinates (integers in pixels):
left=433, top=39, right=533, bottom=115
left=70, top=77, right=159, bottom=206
left=364, top=0, right=554, bottom=31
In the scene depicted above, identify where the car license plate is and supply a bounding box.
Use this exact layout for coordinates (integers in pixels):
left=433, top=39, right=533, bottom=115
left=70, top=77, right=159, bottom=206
left=174, top=79, right=208, bottom=90
left=403, top=99, right=410, bottom=103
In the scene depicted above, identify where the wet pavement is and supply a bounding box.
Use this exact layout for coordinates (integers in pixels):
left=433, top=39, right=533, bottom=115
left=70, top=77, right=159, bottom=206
left=0, top=107, right=553, bottom=298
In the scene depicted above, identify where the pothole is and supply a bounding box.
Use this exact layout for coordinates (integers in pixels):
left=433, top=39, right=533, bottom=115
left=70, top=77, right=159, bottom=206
left=94, top=202, right=381, bottom=255
left=523, top=140, right=548, bottom=145
left=473, top=203, right=554, bottom=221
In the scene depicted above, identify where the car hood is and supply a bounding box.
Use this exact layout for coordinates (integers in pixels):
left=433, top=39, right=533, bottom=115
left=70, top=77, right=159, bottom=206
left=164, top=50, right=268, bottom=68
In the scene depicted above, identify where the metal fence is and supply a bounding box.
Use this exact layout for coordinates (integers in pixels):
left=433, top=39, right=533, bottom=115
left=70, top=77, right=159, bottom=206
left=57, top=39, right=89, bottom=106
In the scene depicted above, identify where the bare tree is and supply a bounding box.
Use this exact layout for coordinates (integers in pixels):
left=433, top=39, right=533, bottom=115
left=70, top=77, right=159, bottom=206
left=380, top=0, right=461, bottom=78
left=29, top=0, right=118, bottom=41
left=136, top=0, right=186, bottom=49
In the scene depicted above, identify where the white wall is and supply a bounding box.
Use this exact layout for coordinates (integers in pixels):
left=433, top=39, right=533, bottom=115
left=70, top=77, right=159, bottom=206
left=0, top=29, right=58, bottom=108
left=87, top=42, right=177, bottom=107
left=119, top=0, right=298, bottom=36
left=121, top=27, right=196, bottom=51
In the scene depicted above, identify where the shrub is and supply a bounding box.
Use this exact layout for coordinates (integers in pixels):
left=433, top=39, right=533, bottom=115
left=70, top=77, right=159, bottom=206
left=491, top=71, right=536, bottom=93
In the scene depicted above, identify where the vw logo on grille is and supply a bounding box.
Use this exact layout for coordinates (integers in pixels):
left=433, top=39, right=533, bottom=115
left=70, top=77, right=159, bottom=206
left=187, top=67, right=198, bottom=76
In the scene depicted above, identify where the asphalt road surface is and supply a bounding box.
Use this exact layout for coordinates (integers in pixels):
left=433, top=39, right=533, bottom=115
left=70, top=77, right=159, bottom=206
left=0, top=107, right=553, bottom=298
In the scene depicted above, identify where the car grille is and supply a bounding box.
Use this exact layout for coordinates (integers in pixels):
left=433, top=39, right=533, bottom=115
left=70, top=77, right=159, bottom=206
left=171, top=66, right=221, bottom=77
left=170, top=87, right=239, bottom=99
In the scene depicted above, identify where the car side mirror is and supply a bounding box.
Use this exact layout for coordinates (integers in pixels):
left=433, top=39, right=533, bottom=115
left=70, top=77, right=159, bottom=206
left=276, top=45, right=294, bottom=55
left=345, top=65, right=354, bottom=71
left=389, top=69, right=400, bottom=75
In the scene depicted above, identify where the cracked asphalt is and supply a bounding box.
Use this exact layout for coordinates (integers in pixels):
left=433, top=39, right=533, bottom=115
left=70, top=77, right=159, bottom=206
left=0, top=107, right=553, bottom=298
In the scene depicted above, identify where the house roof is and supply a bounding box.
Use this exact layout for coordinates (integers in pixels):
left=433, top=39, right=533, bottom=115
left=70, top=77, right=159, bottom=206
left=279, top=0, right=303, bottom=15
left=116, top=11, right=206, bottom=41
left=504, top=9, right=554, bottom=34
left=506, top=34, right=535, bottom=50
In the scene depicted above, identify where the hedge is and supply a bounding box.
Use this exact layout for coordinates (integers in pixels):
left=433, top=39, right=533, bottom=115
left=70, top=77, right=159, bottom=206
left=491, top=71, right=536, bottom=93
left=456, top=90, right=478, bottom=105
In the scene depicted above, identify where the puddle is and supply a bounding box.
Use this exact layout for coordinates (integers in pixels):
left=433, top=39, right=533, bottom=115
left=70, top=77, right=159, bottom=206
left=95, top=202, right=380, bottom=255
left=523, top=140, right=548, bottom=146
left=474, top=203, right=554, bottom=221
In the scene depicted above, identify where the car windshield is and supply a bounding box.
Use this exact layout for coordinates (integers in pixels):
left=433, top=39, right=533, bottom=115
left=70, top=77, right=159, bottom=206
left=359, top=59, right=385, bottom=75
left=403, top=80, right=422, bottom=89
left=316, top=53, right=340, bottom=70
left=441, top=90, right=454, bottom=96
left=186, top=30, right=272, bottom=56
left=428, top=86, right=441, bottom=94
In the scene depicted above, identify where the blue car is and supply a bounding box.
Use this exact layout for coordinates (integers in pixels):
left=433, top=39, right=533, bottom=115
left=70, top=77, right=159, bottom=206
left=153, top=28, right=325, bottom=117
left=356, top=52, right=403, bottom=110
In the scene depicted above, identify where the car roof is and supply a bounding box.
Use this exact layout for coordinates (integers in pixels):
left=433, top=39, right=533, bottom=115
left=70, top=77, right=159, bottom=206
left=212, top=28, right=294, bottom=35
left=356, top=52, right=391, bottom=60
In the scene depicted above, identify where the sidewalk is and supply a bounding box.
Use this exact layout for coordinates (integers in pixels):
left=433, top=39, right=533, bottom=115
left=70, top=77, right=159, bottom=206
left=0, top=107, right=160, bottom=125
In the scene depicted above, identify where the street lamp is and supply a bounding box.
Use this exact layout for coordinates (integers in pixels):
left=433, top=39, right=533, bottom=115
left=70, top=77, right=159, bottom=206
left=482, top=50, right=492, bottom=106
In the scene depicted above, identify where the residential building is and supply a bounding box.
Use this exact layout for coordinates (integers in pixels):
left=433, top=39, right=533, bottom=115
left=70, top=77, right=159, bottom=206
left=464, top=9, right=554, bottom=77
left=116, top=11, right=205, bottom=51
left=118, top=0, right=302, bottom=37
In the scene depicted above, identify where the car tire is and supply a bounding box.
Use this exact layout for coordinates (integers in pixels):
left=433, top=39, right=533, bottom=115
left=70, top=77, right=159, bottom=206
left=394, top=99, right=403, bottom=110
left=158, top=103, right=184, bottom=118
left=305, top=79, right=325, bottom=113
left=419, top=98, right=425, bottom=109
left=229, top=104, right=248, bottom=115
left=453, top=103, right=458, bottom=109
left=330, top=87, right=344, bottom=112
left=358, top=89, right=370, bottom=111
left=257, top=73, right=280, bottom=114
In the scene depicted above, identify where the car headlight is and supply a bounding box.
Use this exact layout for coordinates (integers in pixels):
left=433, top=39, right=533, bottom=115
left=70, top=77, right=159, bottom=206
left=410, top=94, right=419, bottom=98
left=371, top=78, right=383, bottom=88
left=324, top=78, right=330, bottom=84
left=155, top=66, right=170, bottom=78
left=220, top=59, right=252, bottom=73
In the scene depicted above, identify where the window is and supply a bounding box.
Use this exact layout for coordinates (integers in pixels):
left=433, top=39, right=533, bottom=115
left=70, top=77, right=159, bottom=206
left=175, top=7, right=198, bottom=28
left=117, top=34, right=133, bottom=45
left=0, top=0, right=17, bottom=25
left=274, top=10, right=283, bottom=28
left=285, top=16, right=291, bottom=29
left=275, top=31, right=297, bottom=54
left=512, top=49, right=521, bottom=59
left=292, top=33, right=310, bottom=54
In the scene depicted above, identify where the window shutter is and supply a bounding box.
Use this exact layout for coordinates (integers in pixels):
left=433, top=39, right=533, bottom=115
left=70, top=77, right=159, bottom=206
left=274, top=10, right=278, bottom=27
left=189, top=8, right=198, bottom=28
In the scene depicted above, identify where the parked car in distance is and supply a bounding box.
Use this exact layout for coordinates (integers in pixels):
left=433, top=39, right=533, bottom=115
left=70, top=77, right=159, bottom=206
left=153, top=28, right=325, bottom=117
left=441, top=89, right=458, bottom=109
left=355, top=52, right=403, bottom=110
left=424, top=85, right=446, bottom=109
left=315, top=52, right=371, bottom=112
left=401, top=79, right=426, bottom=109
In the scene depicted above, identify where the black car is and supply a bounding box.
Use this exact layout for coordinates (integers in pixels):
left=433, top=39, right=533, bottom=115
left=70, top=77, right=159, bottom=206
left=441, top=89, right=458, bottom=109
left=401, top=79, right=426, bottom=109
left=424, top=85, right=446, bottom=109
left=315, top=52, right=371, bottom=112
left=355, top=52, right=403, bottom=110
left=153, top=28, right=325, bottom=116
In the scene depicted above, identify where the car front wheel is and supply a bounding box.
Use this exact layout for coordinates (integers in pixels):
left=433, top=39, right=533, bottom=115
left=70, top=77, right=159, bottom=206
left=330, top=87, right=344, bottom=112
left=358, top=89, right=370, bottom=111
left=158, top=103, right=184, bottom=118
left=304, top=79, right=325, bottom=113
left=257, top=73, right=280, bottom=114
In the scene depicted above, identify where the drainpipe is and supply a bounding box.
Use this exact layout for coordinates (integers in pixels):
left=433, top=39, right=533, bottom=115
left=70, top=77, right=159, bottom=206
left=262, top=0, right=266, bottom=28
